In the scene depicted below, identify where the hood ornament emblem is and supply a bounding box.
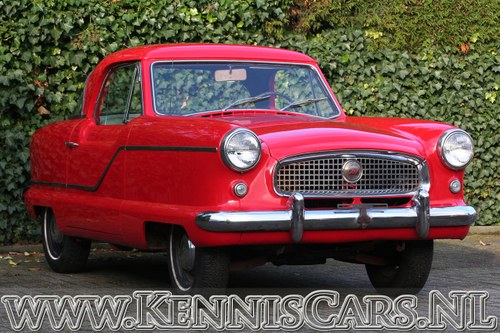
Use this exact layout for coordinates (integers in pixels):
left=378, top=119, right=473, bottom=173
left=342, top=160, right=363, bottom=183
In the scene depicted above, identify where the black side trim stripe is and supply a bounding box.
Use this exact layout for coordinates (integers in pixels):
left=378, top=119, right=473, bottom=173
left=31, top=145, right=218, bottom=192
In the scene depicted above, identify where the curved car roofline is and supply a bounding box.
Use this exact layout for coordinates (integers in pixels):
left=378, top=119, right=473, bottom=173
left=101, top=44, right=317, bottom=64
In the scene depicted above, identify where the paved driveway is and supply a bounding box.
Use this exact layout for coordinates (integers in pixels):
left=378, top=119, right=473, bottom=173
left=1, top=234, right=498, bottom=331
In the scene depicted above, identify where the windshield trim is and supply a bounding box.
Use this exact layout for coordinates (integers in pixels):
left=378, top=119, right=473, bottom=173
left=149, top=60, right=342, bottom=119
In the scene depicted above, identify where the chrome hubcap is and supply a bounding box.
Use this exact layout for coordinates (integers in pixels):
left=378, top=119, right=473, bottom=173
left=44, top=210, right=64, bottom=260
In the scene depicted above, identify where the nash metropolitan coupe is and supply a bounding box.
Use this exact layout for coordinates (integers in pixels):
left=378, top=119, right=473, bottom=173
left=24, top=44, right=476, bottom=295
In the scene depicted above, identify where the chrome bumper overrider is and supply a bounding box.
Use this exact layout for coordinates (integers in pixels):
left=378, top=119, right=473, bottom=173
left=195, top=190, right=477, bottom=242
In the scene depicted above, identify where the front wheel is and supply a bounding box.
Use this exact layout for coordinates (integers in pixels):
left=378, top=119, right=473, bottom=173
left=365, top=240, right=433, bottom=296
left=167, top=226, right=230, bottom=293
left=41, top=208, right=91, bottom=273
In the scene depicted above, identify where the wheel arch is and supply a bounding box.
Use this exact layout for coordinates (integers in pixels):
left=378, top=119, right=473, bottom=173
left=34, top=205, right=48, bottom=220
left=144, top=221, right=175, bottom=250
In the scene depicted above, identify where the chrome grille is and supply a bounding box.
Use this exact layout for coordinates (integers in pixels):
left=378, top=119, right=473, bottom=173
left=275, top=153, right=421, bottom=197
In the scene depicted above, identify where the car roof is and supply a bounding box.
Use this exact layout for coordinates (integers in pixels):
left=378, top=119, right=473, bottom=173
left=100, top=44, right=317, bottom=65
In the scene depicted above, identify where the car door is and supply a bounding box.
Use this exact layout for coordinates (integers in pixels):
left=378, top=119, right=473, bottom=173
left=61, top=62, right=143, bottom=240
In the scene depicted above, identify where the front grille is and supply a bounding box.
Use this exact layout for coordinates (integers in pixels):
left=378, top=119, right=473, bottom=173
left=275, top=152, right=421, bottom=197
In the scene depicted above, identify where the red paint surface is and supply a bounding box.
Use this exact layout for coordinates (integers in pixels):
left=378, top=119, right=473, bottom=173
left=24, top=44, right=472, bottom=248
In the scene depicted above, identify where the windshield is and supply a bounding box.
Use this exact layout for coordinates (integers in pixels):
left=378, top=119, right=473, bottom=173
left=151, top=62, right=340, bottom=118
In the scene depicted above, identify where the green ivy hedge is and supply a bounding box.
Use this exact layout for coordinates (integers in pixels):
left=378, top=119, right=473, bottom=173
left=0, top=1, right=498, bottom=244
left=291, top=0, right=500, bottom=52
left=280, top=31, right=499, bottom=227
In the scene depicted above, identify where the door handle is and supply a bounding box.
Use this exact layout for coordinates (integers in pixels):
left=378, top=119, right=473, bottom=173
left=65, top=141, right=79, bottom=148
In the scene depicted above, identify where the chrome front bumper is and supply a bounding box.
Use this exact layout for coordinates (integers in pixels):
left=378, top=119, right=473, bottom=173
left=195, top=190, right=477, bottom=242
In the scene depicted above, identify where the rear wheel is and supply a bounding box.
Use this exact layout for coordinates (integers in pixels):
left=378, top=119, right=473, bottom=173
left=168, top=226, right=229, bottom=293
left=365, top=240, right=433, bottom=296
left=41, top=208, right=91, bottom=273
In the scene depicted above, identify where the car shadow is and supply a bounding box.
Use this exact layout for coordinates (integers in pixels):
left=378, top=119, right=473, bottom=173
left=64, top=239, right=498, bottom=297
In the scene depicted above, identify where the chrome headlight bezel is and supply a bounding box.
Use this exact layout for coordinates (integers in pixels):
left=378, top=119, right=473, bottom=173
left=438, top=129, right=474, bottom=170
left=221, top=128, right=261, bottom=172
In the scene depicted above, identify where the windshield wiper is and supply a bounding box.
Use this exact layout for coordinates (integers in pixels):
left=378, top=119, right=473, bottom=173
left=280, top=97, right=327, bottom=111
left=222, top=92, right=273, bottom=111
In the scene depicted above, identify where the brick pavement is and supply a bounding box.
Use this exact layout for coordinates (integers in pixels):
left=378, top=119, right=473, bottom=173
left=0, top=233, right=498, bottom=331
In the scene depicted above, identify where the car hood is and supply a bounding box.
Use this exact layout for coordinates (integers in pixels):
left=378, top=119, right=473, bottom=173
left=214, top=114, right=427, bottom=160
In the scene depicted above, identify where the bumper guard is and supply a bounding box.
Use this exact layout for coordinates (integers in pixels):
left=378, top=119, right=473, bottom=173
left=195, top=190, right=476, bottom=242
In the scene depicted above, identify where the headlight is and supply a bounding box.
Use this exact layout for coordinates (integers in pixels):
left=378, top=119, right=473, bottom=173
left=438, top=129, right=473, bottom=170
left=221, top=128, right=261, bottom=172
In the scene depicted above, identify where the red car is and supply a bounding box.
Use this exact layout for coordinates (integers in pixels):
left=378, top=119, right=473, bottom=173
left=24, top=44, right=476, bottom=295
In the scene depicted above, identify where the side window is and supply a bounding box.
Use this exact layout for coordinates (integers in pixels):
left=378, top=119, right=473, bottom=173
left=97, top=63, right=142, bottom=125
